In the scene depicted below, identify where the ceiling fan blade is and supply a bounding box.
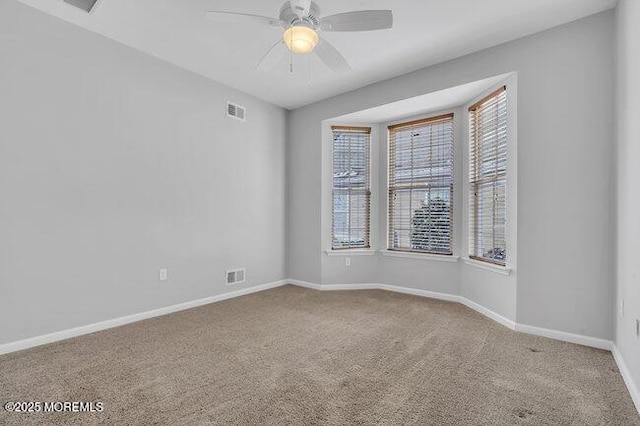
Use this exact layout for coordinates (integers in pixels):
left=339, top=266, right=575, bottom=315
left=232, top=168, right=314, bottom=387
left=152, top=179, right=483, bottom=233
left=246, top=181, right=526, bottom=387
left=320, top=10, right=393, bottom=32
left=289, top=0, right=312, bottom=18
left=315, top=39, right=351, bottom=73
left=205, top=11, right=282, bottom=27
left=256, top=40, right=288, bottom=72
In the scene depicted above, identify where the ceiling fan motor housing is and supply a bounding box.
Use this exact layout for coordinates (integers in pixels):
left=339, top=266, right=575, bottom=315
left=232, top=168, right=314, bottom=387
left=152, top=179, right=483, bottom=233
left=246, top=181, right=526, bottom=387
left=279, top=1, right=321, bottom=28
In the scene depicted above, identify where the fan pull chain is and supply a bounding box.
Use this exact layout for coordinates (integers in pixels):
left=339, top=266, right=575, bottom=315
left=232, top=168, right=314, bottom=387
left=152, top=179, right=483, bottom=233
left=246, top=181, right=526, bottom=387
left=289, top=24, right=294, bottom=74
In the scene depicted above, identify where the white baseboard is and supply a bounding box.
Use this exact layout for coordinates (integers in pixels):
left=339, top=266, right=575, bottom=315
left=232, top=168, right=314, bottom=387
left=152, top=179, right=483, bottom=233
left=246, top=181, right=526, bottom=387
left=289, top=280, right=380, bottom=291
left=3, top=278, right=635, bottom=415
left=378, top=283, right=461, bottom=304
left=0, top=279, right=288, bottom=355
left=0, top=278, right=618, bottom=354
left=515, top=323, right=612, bottom=350
left=286, top=281, right=637, bottom=414
left=289, top=280, right=514, bottom=327
left=288, top=280, right=459, bottom=302
left=612, top=345, right=640, bottom=415
left=460, top=297, right=516, bottom=330
left=288, top=280, right=613, bottom=351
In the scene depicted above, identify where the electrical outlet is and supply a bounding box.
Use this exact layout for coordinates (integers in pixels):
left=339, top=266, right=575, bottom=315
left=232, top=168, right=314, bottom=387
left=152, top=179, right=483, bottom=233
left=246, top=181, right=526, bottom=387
left=159, top=268, right=168, bottom=282
left=345, top=257, right=351, bottom=267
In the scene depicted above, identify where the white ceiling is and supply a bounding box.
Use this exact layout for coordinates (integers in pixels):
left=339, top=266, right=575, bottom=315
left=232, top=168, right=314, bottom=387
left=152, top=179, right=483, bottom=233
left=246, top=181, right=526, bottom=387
left=16, top=0, right=616, bottom=109
left=331, top=74, right=511, bottom=124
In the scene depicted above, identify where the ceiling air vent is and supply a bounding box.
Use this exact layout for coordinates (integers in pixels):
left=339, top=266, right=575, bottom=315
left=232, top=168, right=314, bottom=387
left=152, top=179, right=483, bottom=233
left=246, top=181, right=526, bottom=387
left=226, top=102, right=246, bottom=121
left=63, top=0, right=100, bottom=13
left=226, top=268, right=246, bottom=285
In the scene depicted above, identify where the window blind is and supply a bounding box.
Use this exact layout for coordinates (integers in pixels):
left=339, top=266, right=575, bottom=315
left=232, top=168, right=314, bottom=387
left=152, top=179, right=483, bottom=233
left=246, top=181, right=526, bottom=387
left=469, top=86, right=507, bottom=265
left=332, top=126, right=371, bottom=250
left=388, top=114, right=454, bottom=255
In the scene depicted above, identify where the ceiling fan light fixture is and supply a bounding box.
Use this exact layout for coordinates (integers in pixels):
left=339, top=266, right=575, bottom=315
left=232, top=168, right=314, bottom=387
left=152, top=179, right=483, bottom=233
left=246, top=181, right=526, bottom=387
left=283, top=25, right=319, bottom=54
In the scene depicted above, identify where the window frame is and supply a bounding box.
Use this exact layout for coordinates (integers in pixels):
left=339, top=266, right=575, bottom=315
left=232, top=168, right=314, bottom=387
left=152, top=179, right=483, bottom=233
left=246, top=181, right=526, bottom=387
left=386, top=113, right=455, bottom=256
left=330, top=125, right=372, bottom=251
left=468, top=86, right=508, bottom=267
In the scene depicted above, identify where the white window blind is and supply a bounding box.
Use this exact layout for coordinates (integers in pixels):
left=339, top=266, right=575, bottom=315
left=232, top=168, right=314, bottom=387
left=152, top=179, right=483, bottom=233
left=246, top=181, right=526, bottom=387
left=332, top=126, right=371, bottom=250
left=469, top=86, right=507, bottom=265
left=388, top=114, right=454, bottom=255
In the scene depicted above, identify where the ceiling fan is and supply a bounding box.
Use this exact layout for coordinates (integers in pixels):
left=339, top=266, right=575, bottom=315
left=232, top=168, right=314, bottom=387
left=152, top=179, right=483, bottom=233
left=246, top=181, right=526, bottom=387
left=206, top=0, right=393, bottom=73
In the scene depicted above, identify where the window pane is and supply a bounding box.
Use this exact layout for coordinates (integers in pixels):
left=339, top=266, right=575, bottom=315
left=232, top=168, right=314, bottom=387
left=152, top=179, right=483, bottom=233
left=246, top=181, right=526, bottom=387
left=332, top=128, right=371, bottom=249
left=472, top=179, right=506, bottom=262
left=388, top=115, right=454, bottom=255
left=469, top=88, right=507, bottom=265
left=390, top=187, right=452, bottom=253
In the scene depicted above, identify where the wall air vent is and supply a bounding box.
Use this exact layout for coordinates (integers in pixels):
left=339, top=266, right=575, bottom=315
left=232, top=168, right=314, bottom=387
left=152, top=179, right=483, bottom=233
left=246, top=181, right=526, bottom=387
left=63, top=0, right=100, bottom=13
left=226, top=102, right=246, bottom=121
left=226, top=268, right=246, bottom=285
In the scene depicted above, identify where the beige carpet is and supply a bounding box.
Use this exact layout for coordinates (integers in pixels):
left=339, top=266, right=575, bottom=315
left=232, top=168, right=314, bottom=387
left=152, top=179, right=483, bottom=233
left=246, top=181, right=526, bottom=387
left=1, top=285, right=638, bottom=425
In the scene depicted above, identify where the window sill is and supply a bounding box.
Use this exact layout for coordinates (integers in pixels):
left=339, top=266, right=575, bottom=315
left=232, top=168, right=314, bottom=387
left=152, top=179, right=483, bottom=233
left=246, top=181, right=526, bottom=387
left=380, top=250, right=460, bottom=263
left=325, top=249, right=376, bottom=256
left=463, top=257, right=511, bottom=276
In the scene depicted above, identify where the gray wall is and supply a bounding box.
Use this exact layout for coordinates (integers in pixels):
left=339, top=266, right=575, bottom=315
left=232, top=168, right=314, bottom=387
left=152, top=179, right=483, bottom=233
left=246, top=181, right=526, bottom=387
left=459, top=79, right=518, bottom=321
left=0, top=1, right=287, bottom=344
left=319, top=114, right=464, bottom=296
left=319, top=96, right=516, bottom=322
left=288, top=11, right=615, bottom=340
left=0, top=1, right=620, bottom=348
left=615, top=0, right=640, bottom=399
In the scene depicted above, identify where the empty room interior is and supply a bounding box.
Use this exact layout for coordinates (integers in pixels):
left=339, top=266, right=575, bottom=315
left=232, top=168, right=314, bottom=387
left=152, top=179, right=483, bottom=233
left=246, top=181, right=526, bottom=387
left=1, top=0, right=640, bottom=424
